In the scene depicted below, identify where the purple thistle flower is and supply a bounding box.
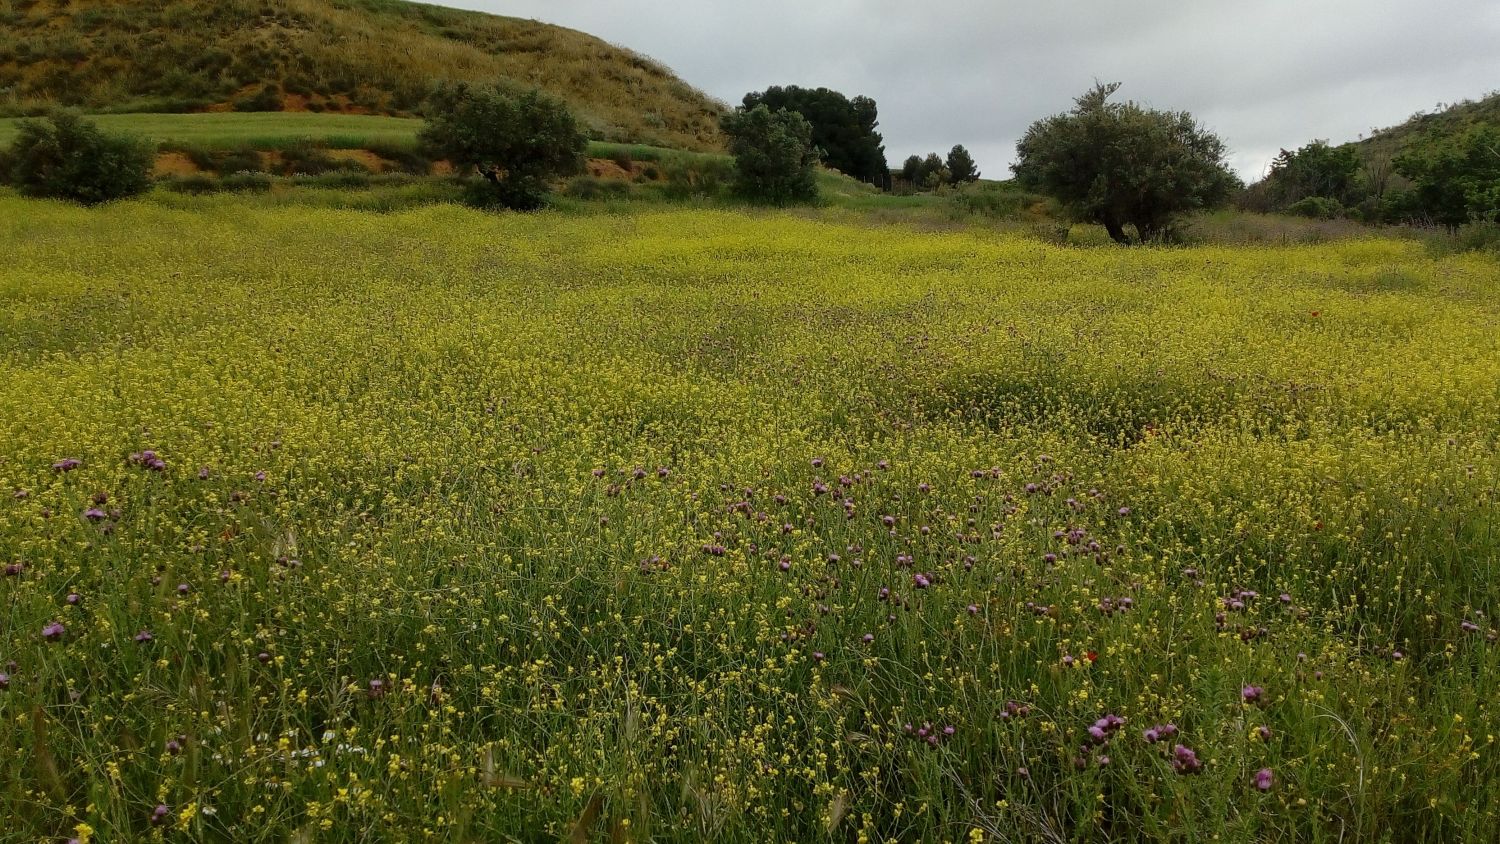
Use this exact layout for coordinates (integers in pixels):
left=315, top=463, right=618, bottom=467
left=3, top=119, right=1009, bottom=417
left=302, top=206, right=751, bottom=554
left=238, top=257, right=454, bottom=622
left=862, top=633, right=874, bottom=644
left=1242, top=685, right=1266, bottom=705
left=1254, top=767, right=1274, bottom=791
left=0, top=672, right=9, bottom=690
left=1172, top=744, right=1203, bottom=774
left=254, top=471, right=267, bottom=482
left=967, top=604, right=979, bottom=615
left=150, top=804, right=171, bottom=826
left=52, top=458, right=82, bottom=473
left=368, top=678, right=386, bottom=698
left=1257, top=725, right=1273, bottom=741
left=83, top=507, right=107, bottom=521
left=913, top=573, right=931, bottom=589
left=42, top=621, right=65, bottom=641
left=66, top=592, right=81, bottom=605
left=134, top=630, right=154, bottom=643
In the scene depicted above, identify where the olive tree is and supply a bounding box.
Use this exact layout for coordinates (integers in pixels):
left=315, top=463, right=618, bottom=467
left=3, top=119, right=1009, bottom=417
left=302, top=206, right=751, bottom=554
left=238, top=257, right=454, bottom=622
left=1013, top=83, right=1239, bottom=243
left=419, top=83, right=587, bottom=210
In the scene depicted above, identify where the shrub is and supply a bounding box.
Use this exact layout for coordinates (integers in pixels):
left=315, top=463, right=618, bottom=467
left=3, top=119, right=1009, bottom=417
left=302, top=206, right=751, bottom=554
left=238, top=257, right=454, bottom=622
left=216, top=147, right=264, bottom=175
left=419, top=83, right=587, bottom=211
left=219, top=172, right=273, bottom=193
left=2, top=110, right=153, bottom=204
left=162, top=174, right=222, bottom=195
left=232, top=85, right=283, bottom=113
left=1286, top=196, right=1345, bottom=219
left=279, top=144, right=347, bottom=176
left=1014, top=83, right=1239, bottom=243
left=721, top=105, right=818, bottom=205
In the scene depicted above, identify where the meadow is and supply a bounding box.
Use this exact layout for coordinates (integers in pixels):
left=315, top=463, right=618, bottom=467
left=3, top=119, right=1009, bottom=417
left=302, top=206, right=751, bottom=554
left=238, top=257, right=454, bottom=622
left=1, top=195, right=1498, bottom=842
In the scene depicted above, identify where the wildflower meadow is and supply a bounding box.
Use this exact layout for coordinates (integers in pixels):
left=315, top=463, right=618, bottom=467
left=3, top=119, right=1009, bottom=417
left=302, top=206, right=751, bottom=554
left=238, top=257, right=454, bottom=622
left=2, top=196, right=1498, bottom=842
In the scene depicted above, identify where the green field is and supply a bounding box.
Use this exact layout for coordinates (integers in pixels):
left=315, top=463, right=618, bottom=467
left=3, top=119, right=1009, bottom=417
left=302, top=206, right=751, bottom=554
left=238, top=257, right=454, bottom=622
left=0, top=112, right=426, bottom=151
left=2, top=195, right=1499, bottom=842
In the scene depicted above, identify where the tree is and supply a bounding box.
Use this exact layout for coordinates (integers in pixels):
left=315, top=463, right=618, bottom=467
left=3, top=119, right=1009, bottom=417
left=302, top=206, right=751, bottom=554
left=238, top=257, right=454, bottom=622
left=1392, top=125, right=1500, bottom=227
left=721, top=105, right=819, bottom=205
left=742, top=86, right=888, bottom=184
left=919, top=153, right=946, bottom=189
left=900, top=155, right=923, bottom=184
left=1263, top=140, right=1360, bottom=208
left=3, top=111, right=153, bottom=205
left=1013, top=83, right=1239, bottom=243
left=946, top=144, right=980, bottom=184
left=418, top=83, right=587, bottom=210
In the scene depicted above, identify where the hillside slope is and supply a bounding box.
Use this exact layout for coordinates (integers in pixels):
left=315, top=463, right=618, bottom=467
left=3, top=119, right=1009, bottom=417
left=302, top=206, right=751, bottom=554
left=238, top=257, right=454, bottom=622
left=1350, top=90, right=1500, bottom=162
left=0, top=0, right=725, bottom=150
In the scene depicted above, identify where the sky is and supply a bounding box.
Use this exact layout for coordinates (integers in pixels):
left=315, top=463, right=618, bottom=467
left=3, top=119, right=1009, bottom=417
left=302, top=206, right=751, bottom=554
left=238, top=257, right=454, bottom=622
left=456, top=1, right=1500, bottom=181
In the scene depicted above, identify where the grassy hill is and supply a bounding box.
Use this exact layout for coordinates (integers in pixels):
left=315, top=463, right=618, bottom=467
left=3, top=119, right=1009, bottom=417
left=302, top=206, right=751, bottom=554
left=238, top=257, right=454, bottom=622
left=0, top=0, right=726, bottom=151
left=1349, top=90, right=1500, bottom=162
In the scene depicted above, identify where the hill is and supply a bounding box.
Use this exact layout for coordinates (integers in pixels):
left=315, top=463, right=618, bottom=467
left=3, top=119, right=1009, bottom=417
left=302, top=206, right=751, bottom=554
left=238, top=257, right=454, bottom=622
left=1349, top=90, right=1500, bottom=162
left=0, top=0, right=725, bottom=151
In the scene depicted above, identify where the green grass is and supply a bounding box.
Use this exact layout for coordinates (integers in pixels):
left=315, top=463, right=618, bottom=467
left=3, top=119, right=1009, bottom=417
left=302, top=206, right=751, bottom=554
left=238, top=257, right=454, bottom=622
left=2, top=194, right=1498, bottom=842
left=0, top=112, right=426, bottom=151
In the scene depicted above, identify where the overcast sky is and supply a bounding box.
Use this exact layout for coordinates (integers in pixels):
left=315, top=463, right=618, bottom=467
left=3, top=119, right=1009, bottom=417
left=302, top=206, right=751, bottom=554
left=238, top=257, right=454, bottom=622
left=458, top=1, right=1500, bottom=180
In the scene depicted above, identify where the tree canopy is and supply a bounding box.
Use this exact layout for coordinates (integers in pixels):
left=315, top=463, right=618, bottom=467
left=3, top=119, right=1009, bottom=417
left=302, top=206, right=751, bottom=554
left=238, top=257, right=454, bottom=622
left=418, top=83, right=587, bottom=210
left=1393, top=125, right=1500, bottom=228
left=1013, top=83, right=1239, bottom=243
left=945, top=144, right=980, bottom=184
left=742, top=86, right=887, bottom=184
left=721, top=104, right=820, bottom=205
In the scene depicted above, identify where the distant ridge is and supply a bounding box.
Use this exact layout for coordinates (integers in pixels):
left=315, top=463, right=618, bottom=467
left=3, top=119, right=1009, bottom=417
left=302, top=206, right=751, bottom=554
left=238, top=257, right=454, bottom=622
left=0, top=0, right=726, bottom=151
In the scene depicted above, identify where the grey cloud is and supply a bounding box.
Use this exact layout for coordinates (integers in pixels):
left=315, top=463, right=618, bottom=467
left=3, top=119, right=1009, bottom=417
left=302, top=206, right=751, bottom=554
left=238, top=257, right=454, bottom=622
left=460, top=1, right=1500, bottom=179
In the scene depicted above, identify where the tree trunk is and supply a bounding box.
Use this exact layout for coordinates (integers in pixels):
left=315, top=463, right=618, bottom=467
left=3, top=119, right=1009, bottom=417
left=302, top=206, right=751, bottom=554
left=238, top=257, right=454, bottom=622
left=1103, top=219, right=1129, bottom=244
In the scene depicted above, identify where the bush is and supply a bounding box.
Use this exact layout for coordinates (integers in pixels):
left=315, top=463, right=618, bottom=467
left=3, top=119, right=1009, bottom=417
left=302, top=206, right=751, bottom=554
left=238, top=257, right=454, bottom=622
left=232, top=85, right=283, bottom=112
left=279, top=144, right=347, bottom=176
left=2, top=111, right=154, bottom=204
left=419, top=83, right=587, bottom=211
left=1286, top=196, right=1345, bottom=220
left=216, top=147, right=264, bottom=175
left=219, top=172, right=274, bottom=193
left=721, top=105, right=818, bottom=205
left=162, top=174, right=222, bottom=195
